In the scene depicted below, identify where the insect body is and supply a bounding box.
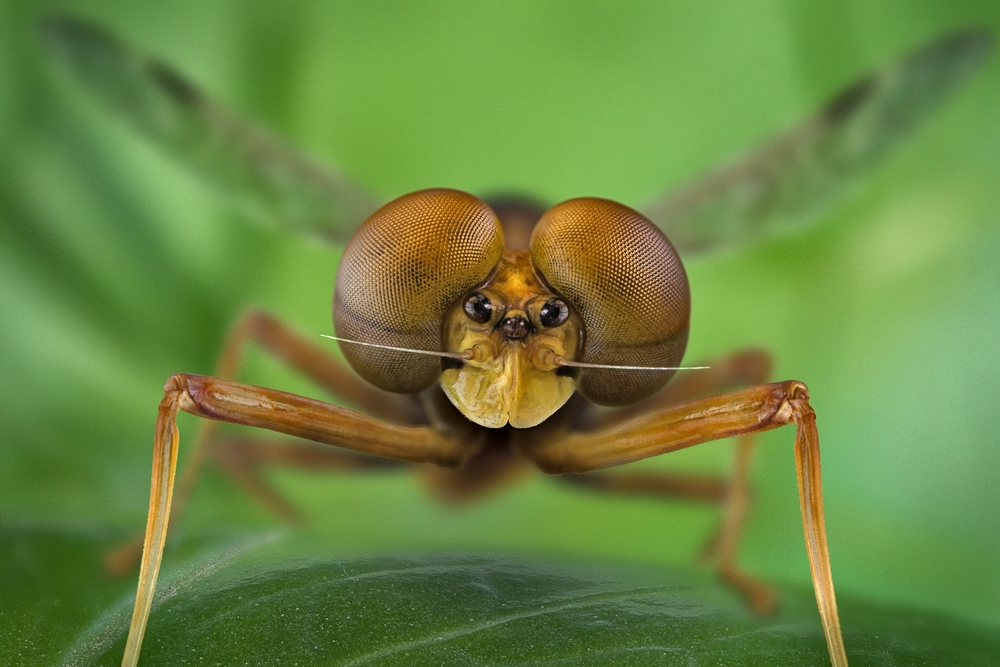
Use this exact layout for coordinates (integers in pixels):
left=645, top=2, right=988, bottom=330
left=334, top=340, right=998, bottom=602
left=131, top=187, right=853, bottom=666
left=41, top=15, right=992, bottom=667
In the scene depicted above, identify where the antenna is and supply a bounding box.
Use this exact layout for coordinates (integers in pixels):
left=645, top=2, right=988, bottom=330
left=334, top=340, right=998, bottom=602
left=553, top=356, right=710, bottom=371
left=321, top=334, right=471, bottom=360
left=322, top=335, right=709, bottom=371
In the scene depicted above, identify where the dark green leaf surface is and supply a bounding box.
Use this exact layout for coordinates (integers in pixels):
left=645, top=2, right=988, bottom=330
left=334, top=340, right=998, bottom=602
left=5, top=526, right=998, bottom=666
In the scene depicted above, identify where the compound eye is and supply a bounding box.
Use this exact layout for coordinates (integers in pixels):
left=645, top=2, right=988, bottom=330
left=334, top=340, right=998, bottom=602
left=539, top=298, right=569, bottom=327
left=464, top=293, right=493, bottom=323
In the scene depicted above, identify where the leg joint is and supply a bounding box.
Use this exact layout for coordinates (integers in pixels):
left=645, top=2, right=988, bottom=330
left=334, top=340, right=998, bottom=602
left=767, top=380, right=813, bottom=427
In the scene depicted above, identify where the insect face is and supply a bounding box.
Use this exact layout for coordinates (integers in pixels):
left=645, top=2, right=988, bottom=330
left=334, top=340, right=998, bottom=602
left=334, top=190, right=693, bottom=426
left=440, top=250, right=583, bottom=428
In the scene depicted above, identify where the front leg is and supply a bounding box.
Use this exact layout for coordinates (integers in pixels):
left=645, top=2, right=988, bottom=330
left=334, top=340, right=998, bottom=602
left=517, top=380, right=848, bottom=667
left=106, top=309, right=424, bottom=576
left=122, top=373, right=480, bottom=667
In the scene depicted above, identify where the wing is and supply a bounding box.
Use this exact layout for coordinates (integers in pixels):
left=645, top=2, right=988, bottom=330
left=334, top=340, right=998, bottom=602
left=39, top=15, right=381, bottom=242
left=643, top=30, right=992, bottom=255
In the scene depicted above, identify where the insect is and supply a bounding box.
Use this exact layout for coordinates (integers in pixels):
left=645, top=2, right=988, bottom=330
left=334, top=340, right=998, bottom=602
left=41, top=15, right=991, bottom=667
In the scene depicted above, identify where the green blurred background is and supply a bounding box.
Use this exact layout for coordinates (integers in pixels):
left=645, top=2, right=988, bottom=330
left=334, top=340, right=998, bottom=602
left=2, top=0, right=998, bottom=650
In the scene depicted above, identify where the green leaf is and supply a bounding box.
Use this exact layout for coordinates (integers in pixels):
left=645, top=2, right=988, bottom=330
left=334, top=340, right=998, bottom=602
left=5, top=526, right=998, bottom=666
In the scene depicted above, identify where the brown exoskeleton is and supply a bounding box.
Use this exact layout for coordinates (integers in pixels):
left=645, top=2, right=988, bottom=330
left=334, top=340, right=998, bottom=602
left=41, top=16, right=992, bottom=667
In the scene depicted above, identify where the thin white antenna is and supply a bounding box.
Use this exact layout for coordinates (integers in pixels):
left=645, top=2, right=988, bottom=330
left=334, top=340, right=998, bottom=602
left=321, top=334, right=470, bottom=360
left=554, top=356, right=710, bottom=371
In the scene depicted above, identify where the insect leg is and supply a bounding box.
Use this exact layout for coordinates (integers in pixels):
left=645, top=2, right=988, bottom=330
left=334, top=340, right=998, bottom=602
left=209, top=308, right=424, bottom=420
left=566, top=349, right=777, bottom=612
left=121, top=372, right=477, bottom=667
left=105, top=309, right=420, bottom=575
left=588, top=348, right=772, bottom=429
left=558, top=469, right=726, bottom=500
left=191, top=309, right=421, bottom=485
left=517, top=380, right=847, bottom=667
left=209, top=434, right=408, bottom=524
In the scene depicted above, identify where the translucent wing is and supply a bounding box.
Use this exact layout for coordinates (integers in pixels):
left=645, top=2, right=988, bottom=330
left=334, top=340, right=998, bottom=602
left=40, top=15, right=381, bottom=242
left=643, top=30, right=992, bottom=255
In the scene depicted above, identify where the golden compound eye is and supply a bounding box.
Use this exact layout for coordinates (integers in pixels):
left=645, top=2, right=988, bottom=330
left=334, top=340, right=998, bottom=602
left=464, top=292, right=492, bottom=324
left=334, top=188, right=503, bottom=393
left=539, top=298, right=569, bottom=327
left=531, top=197, right=690, bottom=405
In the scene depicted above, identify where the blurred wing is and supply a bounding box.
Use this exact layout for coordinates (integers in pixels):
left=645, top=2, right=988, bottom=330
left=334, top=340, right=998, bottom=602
left=643, top=30, right=992, bottom=255
left=40, top=15, right=381, bottom=243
